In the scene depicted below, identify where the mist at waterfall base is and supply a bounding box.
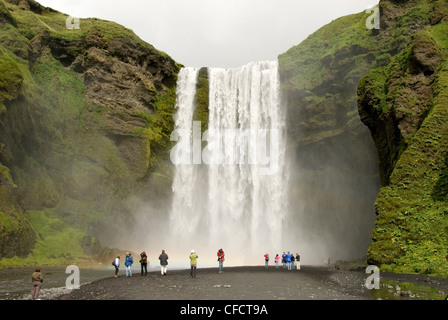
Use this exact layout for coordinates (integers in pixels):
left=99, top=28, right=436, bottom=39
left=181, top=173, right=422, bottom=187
left=125, top=61, right=379, bottom=269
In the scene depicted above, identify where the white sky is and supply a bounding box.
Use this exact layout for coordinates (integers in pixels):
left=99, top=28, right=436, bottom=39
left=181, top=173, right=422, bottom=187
left=36, top=0, right=379, bottom=68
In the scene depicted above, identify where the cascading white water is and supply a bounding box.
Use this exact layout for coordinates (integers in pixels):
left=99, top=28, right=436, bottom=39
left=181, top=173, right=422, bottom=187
left=169, top=67, right=202, bottom=237
left=170, top=61, right=288, bottom=265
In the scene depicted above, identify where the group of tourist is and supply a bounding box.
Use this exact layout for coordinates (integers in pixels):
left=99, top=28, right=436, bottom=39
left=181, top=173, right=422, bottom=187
left=110, top=249, right=299, bottom=279
left=29, top=247, right=301, bottom=299
left=112, top=250, right=169, bottom=277
left=111, top=248, right=224, bottom=279
left=264, top=252, right=300, bottom=270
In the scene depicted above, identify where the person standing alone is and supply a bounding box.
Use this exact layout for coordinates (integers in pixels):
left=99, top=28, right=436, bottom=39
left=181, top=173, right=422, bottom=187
left=189, top=250, right=199, bottom=278
left=140, top=251, right=148, bottom=276
left=217, top=248, right=225, bottom=273
left=113, top=255, right=121, bottom=278
left=159, top=249, right=169, bottom=275
left=31, top=267, right=43, bottom=300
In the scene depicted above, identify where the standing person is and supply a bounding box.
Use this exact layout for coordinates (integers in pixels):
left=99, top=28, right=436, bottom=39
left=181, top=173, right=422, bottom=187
left=291, top=252, right=295, bottom=269
left=296, top=253, right=301, bottom=270
left=275, top=254, right=280, bottom=268
left=286, top=251, right=292, bottom=270
left=282, top=252, right=287, bottom=269
left=189, top=249, right=199, bottom=278
left=31, top=267, right=43, bottom=300
left=113, top=255, right=121, bottom=278
left=264, top=253, right=269, bottom=268
left=125, top=252, right=133, bottom=277
left=140, top=251, right=148, bottom=276
left=217, top=248, right=225, bottom=273
left=159, top=249, right=169, bottom=275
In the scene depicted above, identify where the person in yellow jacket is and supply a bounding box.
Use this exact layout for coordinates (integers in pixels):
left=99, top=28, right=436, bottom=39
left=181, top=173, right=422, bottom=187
left=189, top=250, right=199, bottom=278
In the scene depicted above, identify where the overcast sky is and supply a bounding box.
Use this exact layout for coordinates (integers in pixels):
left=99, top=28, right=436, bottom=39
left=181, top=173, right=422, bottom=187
left=37, top=0, right=379, bottom=68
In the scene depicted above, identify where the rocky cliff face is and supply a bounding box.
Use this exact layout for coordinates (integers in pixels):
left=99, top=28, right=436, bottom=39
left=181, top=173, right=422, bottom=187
left=2, top=0, right=448, bottom=274
left=358, top=0, right=448, bottom=274
left=358, top=0, right=448, bottom=186
left=278, top=0, right=448, bottom=270
left=0, top=0, right=179, bottom=264
left=277, top=4, right=387, bottom=260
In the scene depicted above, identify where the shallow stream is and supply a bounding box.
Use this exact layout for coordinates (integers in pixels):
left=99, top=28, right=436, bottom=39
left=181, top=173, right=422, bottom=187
left=370, top=279, right=448, bottom=300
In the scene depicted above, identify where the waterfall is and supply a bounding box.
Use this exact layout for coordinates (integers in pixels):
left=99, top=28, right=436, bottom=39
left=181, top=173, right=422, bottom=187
left=169, top=61, right=288, bottom=265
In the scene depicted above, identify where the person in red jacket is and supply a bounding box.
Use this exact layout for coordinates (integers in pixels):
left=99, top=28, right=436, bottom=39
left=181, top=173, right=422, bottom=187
left=217, top=248, right=225, bottom=273
left=264, top=253, right=269, bottom=268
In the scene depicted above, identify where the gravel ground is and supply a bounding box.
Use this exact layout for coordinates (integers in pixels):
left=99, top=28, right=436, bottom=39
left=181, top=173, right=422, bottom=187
left=3, top=265, right=447, bottom=318
left=54, top=265, right=448, bottom=301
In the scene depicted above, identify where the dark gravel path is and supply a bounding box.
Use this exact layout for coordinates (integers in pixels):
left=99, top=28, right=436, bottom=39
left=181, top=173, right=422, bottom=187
left=3, top=265, right=448, bottom=319
left=52, top=265, right=394, bottom=300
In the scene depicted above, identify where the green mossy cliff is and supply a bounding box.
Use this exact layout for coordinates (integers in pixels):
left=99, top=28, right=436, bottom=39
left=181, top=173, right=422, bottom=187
left=0, top=0, right=180, bottom=267
left=358, top=1, right=448, bottom=275
left=277, top=4, right=387, bottom=260
left=2, top=0, right=448, bottom=276
left=279, top=0, right=448, bottom=274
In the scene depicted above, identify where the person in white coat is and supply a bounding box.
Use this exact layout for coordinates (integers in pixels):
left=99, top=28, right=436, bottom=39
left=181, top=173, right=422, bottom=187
left=113, top=255, right=121, bottom=278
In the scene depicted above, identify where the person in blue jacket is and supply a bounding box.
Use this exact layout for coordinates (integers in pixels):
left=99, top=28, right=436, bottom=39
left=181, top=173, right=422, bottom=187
left=286, top=251, right=292, bottom=270
left=125, top=252, right=133, bottom=277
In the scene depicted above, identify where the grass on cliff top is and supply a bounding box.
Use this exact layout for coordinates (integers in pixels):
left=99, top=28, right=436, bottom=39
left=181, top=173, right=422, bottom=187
left=278, top=0, right=444, bottom=92
left=278, top=9, right=380, bottom=91
left=368, top=22, right=448, bottom=277
left=2, top=0, right=172, bottom=59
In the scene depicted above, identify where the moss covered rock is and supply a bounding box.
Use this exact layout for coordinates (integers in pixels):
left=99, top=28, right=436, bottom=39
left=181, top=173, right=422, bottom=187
left=0, top=0, right=180, bottom=265
left=359, top=17, right=448, bottom=275
left=278, top=0, right=448, bottom=267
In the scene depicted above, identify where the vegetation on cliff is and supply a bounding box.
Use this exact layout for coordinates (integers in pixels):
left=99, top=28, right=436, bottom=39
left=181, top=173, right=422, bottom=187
left=2, top=0, right=448, bottom=278
left=277, top=5, right=385, bottom=261
left=359, top=6, right=448, bottom=275
left=279, top=0, right=448, bottom=275
left=0, top=0, right=180, bottom=267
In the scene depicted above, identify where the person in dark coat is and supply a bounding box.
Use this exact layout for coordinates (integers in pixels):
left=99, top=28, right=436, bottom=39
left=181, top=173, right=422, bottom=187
left=159, top=249, right=169, bottom=275
left=140, top=251, right=148, bottom=276
left=296, top=253, right=301, bottom=270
